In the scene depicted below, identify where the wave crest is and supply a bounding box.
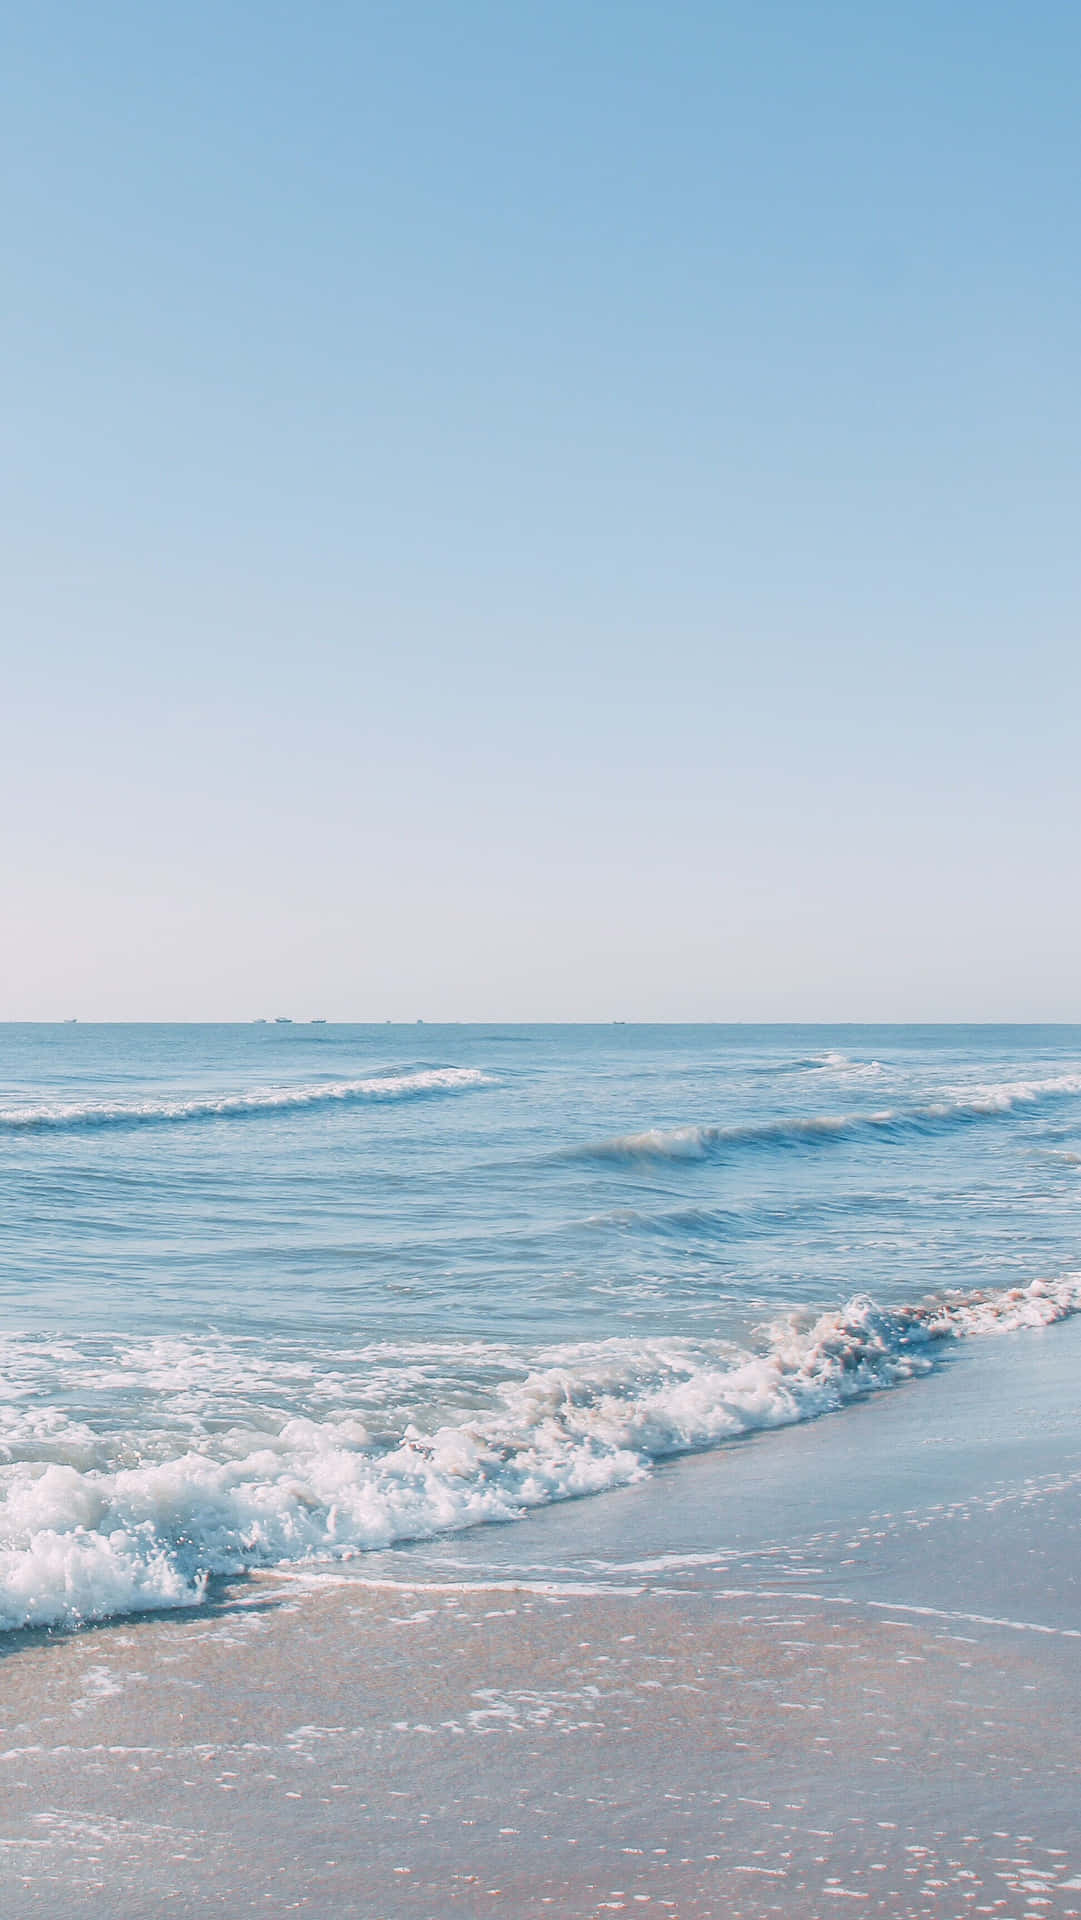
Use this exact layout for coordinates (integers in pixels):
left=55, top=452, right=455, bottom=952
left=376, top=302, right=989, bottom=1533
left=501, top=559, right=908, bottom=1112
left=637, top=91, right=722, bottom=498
left=2, top=1273, right=1079, bottom=1632
left=574, top=1071, right=1081, bottom=1163
left=0, top=1068, right=494, bottom=1133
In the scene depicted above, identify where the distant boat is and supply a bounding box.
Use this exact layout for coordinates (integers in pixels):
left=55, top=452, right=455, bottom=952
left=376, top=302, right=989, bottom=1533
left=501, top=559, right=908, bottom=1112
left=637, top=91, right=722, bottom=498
left=63, top=1018, right=78, bottom=1024
left=310, top=1018, right=327, bottom=1025
left=274, top=1017, right=293, bottom=1024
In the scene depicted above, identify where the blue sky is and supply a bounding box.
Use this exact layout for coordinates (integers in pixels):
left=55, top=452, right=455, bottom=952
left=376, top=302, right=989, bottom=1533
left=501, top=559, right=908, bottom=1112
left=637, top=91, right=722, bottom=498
left=3, top=2, right=1078, bottom=1018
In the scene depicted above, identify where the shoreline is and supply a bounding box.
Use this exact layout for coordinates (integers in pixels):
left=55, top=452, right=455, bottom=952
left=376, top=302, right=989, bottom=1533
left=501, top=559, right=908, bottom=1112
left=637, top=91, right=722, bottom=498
left=3, top=1322, right=1081, bottom=1916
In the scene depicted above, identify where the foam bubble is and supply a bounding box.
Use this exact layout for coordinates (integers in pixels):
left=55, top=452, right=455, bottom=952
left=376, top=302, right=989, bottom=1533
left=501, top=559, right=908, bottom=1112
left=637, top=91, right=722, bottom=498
left=2, top=1274, right=1079, bottom=1633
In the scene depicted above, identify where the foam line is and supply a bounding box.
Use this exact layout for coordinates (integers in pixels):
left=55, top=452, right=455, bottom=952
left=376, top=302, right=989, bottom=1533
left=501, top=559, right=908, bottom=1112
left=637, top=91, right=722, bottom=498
left=0, top=1068, right=494, bottom=1132
left=573, top=1072, right=1081, bottom=1162
left=2, top=1272, right=1079, bottom=1632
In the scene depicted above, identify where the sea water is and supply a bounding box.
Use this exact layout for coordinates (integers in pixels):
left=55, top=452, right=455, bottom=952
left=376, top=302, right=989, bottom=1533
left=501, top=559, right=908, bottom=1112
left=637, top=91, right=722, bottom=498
left=1, top=1023, right=1079, bottom=1632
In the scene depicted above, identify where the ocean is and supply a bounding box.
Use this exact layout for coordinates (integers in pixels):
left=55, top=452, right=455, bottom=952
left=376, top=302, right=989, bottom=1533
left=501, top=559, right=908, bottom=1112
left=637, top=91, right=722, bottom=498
left=2, top=1021, right=1080, bottom=1636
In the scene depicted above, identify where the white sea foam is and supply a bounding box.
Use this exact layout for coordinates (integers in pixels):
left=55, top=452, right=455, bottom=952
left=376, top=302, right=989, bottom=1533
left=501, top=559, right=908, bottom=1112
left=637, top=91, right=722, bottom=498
left=576, top=1112, right=901, bottom=1161
left=941, top=1070, right=1081, bottom=1114
left=2, top=1274, right=1079, bottom=1633
left=0, top=1068, right=493, bottom=1132
left=808, top=1050, right=885, bottom=1077
left=576, top=1070, right=1081, bottom=1162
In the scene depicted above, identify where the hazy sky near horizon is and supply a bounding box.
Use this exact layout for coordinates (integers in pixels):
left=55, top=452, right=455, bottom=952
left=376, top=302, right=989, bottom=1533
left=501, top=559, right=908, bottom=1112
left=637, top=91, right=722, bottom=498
left=3, top=1, right=1078, bottom=1020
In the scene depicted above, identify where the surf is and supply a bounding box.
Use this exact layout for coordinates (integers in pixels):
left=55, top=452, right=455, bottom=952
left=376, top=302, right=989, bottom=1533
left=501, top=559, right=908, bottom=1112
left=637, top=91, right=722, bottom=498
left=571, top=1070, right=1081, bottom=1163
left=2, top=1272, right=1078, bottom=1633
left=0, top=1067, right=494, bottom=1133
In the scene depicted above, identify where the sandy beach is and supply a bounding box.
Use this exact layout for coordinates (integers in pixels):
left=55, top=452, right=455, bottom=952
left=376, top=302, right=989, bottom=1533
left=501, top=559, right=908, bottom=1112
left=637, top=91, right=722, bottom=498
left=3, top=1318, right=1080, bottom=1919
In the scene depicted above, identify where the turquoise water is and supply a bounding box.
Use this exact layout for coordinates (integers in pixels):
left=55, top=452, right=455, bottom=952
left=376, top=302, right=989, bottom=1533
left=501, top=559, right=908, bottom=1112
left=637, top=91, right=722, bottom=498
left=1, top=1024, right=1079, bottom=1628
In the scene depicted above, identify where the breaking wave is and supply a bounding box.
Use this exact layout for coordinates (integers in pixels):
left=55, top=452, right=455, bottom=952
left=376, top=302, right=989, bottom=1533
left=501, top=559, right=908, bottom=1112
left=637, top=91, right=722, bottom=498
left=0, top=1068, right=494, bottom=1133
left=806, top=1049, right=885, bottom=1076
left=574, top=1071, right=1081, bottom=1163
left=2, top=1273, right=1079, bottom=1632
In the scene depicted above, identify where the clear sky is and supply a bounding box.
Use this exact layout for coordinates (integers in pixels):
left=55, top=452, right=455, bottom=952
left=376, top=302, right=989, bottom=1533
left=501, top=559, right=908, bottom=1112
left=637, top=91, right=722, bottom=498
left=3, top=1, right=1078, bottom=1020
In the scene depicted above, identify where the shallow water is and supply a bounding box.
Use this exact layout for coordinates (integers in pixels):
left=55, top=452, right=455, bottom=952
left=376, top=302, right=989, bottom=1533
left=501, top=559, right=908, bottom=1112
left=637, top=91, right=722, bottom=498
left=2, top=1022, right=1080, bottom=1629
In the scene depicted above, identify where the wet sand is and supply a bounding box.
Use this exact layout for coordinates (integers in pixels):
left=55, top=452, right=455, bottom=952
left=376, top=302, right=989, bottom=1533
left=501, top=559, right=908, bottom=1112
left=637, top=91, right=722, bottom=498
left=3, top=1321, right=1081, bottom=1918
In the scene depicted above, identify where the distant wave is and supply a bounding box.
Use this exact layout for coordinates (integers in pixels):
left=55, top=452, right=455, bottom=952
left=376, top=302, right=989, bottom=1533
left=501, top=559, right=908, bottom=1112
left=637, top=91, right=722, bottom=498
left=571, top=1071, right=1081, bottom=1164
left=1, top=1272, right=1079, bottom=1632
left=754, top=1049, right=884, bottom=1078
left=0, top=1068, right=494, bottom=1133
left=805, top=1048, right=885, bottom=1076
